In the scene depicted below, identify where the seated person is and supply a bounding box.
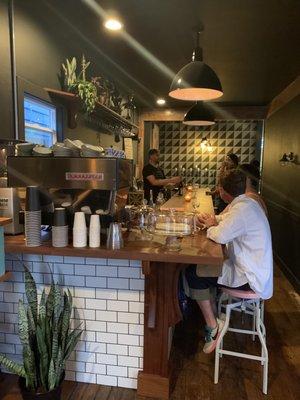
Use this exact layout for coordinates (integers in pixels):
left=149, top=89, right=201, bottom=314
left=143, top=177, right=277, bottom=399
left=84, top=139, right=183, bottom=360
left=185, top=170, right=273, bottom=354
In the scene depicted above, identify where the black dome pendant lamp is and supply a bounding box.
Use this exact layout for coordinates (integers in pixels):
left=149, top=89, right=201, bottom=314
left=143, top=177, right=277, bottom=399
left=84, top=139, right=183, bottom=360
left=183, top=101, right=215, bottom=126
left=169, top=30, right=223, bottom=101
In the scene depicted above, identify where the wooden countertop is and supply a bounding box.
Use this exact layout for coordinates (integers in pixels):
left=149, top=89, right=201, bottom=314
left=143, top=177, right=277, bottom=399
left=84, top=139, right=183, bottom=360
left=4, top=190, right=223, bottom=266
left=0, top=217, right=12, bottom=227
left=161, top=188, right=214, bottom=213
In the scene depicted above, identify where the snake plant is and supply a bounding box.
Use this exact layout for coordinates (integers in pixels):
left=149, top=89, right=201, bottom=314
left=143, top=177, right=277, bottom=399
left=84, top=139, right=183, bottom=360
left=0, top=265, right=82, bottom=393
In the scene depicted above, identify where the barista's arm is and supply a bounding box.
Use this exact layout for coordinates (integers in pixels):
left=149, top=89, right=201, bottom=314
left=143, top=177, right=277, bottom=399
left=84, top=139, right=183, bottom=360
left=146, top=175, right=181, bottom=187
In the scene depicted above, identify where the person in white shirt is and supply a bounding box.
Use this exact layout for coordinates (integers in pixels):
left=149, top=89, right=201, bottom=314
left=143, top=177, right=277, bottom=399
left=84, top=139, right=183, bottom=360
left=185, top=170, right=273, bottom=354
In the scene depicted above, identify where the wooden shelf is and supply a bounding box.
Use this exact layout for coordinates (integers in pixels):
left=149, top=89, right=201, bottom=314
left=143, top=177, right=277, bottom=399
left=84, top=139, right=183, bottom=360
left=0, top=271, right=12, bottom=282
left=44, top=88, right=139, bottom=131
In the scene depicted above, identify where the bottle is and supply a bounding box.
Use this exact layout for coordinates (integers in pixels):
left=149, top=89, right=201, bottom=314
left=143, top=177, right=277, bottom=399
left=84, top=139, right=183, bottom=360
left=148, top=189, right=154, bottom=208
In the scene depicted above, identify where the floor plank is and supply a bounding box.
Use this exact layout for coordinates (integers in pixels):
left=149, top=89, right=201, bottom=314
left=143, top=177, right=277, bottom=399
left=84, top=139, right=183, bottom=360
left=0, top=266, right=299, bottom=400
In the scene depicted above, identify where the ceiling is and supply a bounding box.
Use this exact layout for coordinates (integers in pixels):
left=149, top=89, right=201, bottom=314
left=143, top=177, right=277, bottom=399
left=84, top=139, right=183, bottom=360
left=42, top=0, right=300, bottom=108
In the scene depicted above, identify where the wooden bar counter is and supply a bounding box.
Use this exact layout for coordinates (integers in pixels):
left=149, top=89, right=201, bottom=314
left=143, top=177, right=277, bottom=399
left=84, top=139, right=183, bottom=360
left=4, top=191, right=222, bottom=399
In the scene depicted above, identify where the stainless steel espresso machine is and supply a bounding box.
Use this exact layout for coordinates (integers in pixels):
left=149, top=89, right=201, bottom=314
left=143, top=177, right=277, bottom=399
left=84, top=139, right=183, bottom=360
left=6, top=156, right=133, bottom=231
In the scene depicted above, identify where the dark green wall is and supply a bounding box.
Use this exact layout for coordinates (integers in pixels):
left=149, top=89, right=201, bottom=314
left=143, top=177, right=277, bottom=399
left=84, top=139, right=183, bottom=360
left=262, top=95, right=300, bottom=288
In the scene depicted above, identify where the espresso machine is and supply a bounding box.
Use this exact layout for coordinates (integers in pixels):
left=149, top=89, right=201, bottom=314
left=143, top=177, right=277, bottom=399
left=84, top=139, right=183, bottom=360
left=6, top=156, right=133, bottom=231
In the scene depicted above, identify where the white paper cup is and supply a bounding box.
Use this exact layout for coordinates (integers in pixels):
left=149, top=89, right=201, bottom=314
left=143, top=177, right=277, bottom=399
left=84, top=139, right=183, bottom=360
left=73, top=212, right=86, bottom=230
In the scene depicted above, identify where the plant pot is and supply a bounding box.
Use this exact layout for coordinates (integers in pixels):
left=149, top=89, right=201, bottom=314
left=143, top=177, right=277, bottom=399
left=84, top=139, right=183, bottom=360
left=18, top=377, right=63, bottom=400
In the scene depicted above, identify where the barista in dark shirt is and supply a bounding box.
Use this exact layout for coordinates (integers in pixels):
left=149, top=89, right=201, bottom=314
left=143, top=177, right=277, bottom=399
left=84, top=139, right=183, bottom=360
left=142, top=149, right=181, bottom=203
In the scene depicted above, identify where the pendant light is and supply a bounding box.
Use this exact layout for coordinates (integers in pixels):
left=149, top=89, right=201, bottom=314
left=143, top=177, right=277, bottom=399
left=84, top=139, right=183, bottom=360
left=169, top=30, right=223, bottom=101
left=183, top=101, right=215, bottom=126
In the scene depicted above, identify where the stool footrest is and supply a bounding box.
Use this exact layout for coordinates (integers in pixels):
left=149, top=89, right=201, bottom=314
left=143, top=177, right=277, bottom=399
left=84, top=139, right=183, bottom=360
left=227, top=328, right=258, bottom=335
left=219, top=349, right=266, bottom=362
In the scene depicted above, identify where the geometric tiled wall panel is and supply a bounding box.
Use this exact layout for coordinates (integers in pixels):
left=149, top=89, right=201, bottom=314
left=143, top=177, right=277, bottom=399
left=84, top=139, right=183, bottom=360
left=158, top=120, right=260, bottom=187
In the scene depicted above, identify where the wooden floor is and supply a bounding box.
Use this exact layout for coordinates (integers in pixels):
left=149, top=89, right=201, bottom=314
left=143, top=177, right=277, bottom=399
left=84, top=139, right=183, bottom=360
left=0, top=266, right=299, bottom=400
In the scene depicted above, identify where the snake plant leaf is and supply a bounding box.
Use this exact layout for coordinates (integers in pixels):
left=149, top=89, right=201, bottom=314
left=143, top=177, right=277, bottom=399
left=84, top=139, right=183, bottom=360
left=27, top=306, right=36, bottom=341
left=46, top=282, right=55, bottom=319
left=23, top=344, right=36, bottom=390
left=24, top=265, right=38, bottom=324
left=0, top=354, right=26, bottom=377
left=36, top=325, right=49, bottom=389
left=18, top=300, right=29, bottom=346
left=55, top=346, right=64, bottom=386
left=39, top=289, right=46, bottom=320
left=53, top=284, right=62, bottom=323
left=45, top=317, right=52, bottom=359
left=64, top=328, right=82, bottom=360
left=60, top=293, right=71, bottom=352
left=48, top=358, right=56, bottom=391
left=51, top=327, right=58, bottom=369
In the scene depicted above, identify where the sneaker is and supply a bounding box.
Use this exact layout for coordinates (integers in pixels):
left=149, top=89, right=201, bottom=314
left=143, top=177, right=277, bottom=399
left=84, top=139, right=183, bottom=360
left=203, top=318, right=224, bottom=354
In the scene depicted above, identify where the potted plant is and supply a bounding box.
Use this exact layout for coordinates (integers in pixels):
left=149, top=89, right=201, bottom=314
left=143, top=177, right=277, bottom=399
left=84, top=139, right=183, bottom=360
left=0, top=266, right=82, bottom=399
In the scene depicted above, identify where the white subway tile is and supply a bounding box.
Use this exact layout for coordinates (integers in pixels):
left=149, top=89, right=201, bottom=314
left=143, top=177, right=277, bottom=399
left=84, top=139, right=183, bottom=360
left=15, top=344, right=23, bottom=354
left=107, top=301, right=128, bottom=312
left=118, top=356, right=139, bottom=368
left=107, top=259, right=129, bottom=266
left=129, top=324, right=143, bottom=336
left=83, top=331, right=95, bottom=342
left=118, top=313, right=139, bottom=324
left=4, top=292, right=23, bottom=303
left=75, top=264, right=95, bottom=276
left=97, top=353, right=117, bottom=365
left=22, top=254, right=42, bottom=262
left=118, top=334, right=139, bottom=346
left=76, top=351, right=95, bottom=363
left=96, top=288, right=117, bottom=300
left=86, top=277, right=107, bottom=288
left=5, top=313, right=18, bottom=324
left=97, top=374, right=117, bottom=386
left=117, top=377, right=137, bottom=389
left=129, top=346, right=143, bottom=357
left=0, top=302, right=14, bottom=313
left=0, top=293, right=3, bottom=302
left=139, top=358, right=143, bottom=369
left=96, top=310, right=117, bottom=322
left=0, top=313, right=4, bottom=323
left=0, top=332, right=6, bottom=342
left=129, top=302, right=144, bottom=313
left=76, top=372, right=96, bottom=384
left=107, top=278, right=129, bottom=290
left=128, top=367, right=140, bottom=379
left=74, top=309, right=95, bottom=321
left=5, top=253, right=21, bottom=261
left=85, top=320, right=106, bottom=332
left=43, top=274, right=62, bottom=285
left=0, top=282, right=13, bottom=292
left=74, top=340, right=86, bottom=351
left=130, top=279, right=144, bottom=291
left=75, top=287, right=95, bottom=298
left=12, top=260, right=31, bottom=271
left=65, top=370, right=75, bottom=381
left=107, top=322, right=128, bottom=334
left=96, top=332, right=117, bottom=344
left=64, top=275, right=85, bottom=287
left=72, top=297, right=85, bottom=309
left=96, top=266, right=118, bottom=277
left=118, top=290, right=140, bottom=302
left=118, top=267, right=140, bottom=279
left=6, top=333, right=20, bottom=344
left=0, top=343, right=15, bottom=354
left=32, top=262, right=53, bottom=274
left=140, top=314, right=144, bottom=324
left=85, top=362, right=106, bottom=375
left=107, top=365, right=127, bottom=377
left=30, top=273, right=44, bottom=284
left=107, top=344, right=128, bottom=355
left=129, top=260, right=141, bottom=267
left=53, top=263, right=74, bottom=275
left=13, top=283, right=25, bottom=293
left=86, top=299, right=106, bottom=310
left=140, top=292, right=145, bottom=302
left=43, top=255, right=64, bottom=263
left=64, top=256, right=85, bottom=264
left=139, top=336, right=144, bottom=347
left=86, top=258, right=107, bottom=265
left=66, top=360, right=86, bottom=372
left=85, top=341, right=106, bottom=353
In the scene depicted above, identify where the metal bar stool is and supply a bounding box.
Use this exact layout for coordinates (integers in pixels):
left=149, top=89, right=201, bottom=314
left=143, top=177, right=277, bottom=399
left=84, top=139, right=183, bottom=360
left=215, top=288, right=268, bottom=394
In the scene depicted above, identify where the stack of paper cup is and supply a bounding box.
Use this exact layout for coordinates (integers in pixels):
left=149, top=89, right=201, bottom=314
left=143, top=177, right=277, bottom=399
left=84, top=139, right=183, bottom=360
left=73, top=211, right=87, bottom=247
left=52, top=208, right=68, bottom=247
left=25, top=186, right=41, bottom=247
left=89, top=214, right=101, bottom=248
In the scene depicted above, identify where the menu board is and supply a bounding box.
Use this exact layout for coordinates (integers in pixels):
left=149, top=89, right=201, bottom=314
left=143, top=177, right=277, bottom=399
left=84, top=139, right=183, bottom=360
left=124, top=138, right=133, bottom=159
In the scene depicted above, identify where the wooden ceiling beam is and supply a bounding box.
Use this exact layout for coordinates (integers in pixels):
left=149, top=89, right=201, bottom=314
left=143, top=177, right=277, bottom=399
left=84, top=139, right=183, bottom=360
left=267, top=75, right=300, bottom=118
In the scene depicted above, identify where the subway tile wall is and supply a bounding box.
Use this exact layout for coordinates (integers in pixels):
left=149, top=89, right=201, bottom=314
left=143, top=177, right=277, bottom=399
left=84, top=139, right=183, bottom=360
left=0, top=253, right=145, bottom=389
left=158, top=120, right=262, bottom=186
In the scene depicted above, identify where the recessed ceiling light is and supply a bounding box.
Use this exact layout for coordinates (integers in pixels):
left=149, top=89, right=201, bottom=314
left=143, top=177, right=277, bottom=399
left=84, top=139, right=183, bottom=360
left=104, top=19, right=123, bottom=31
left=157, top=98, right=166, bottom=105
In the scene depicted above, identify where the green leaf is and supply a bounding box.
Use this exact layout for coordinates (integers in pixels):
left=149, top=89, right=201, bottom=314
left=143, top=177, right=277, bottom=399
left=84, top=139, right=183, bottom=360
left=36, top=325, right=49, bottom=390
left=46, top=282, right=55, bottom=319
left=27, top=306, right=36, bottom=341
left=23, top=344, right=36, bottom=390
left=55, top=346, right=64, bottom=386
left=48, top=358, right=56, bottom=391
left=24, top=265, right=38, bottom=324
left=64, top=328, right=82, bottom=360
left=0, top=354, right=26, bottom=377
left=18, top=300, right=29, bottom=346
left=39, top=289, right=46, bottom=320
left=60, top=293, right=71, bottom=352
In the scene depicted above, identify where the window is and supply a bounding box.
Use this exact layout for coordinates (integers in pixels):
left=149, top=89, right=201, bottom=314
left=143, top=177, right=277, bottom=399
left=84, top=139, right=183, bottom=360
left=24, top=95, right=57, bottom=147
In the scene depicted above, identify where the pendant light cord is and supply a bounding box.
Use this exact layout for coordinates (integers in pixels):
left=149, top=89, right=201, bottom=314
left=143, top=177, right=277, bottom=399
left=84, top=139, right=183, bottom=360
left=192, top=31, right=203, bottom=62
